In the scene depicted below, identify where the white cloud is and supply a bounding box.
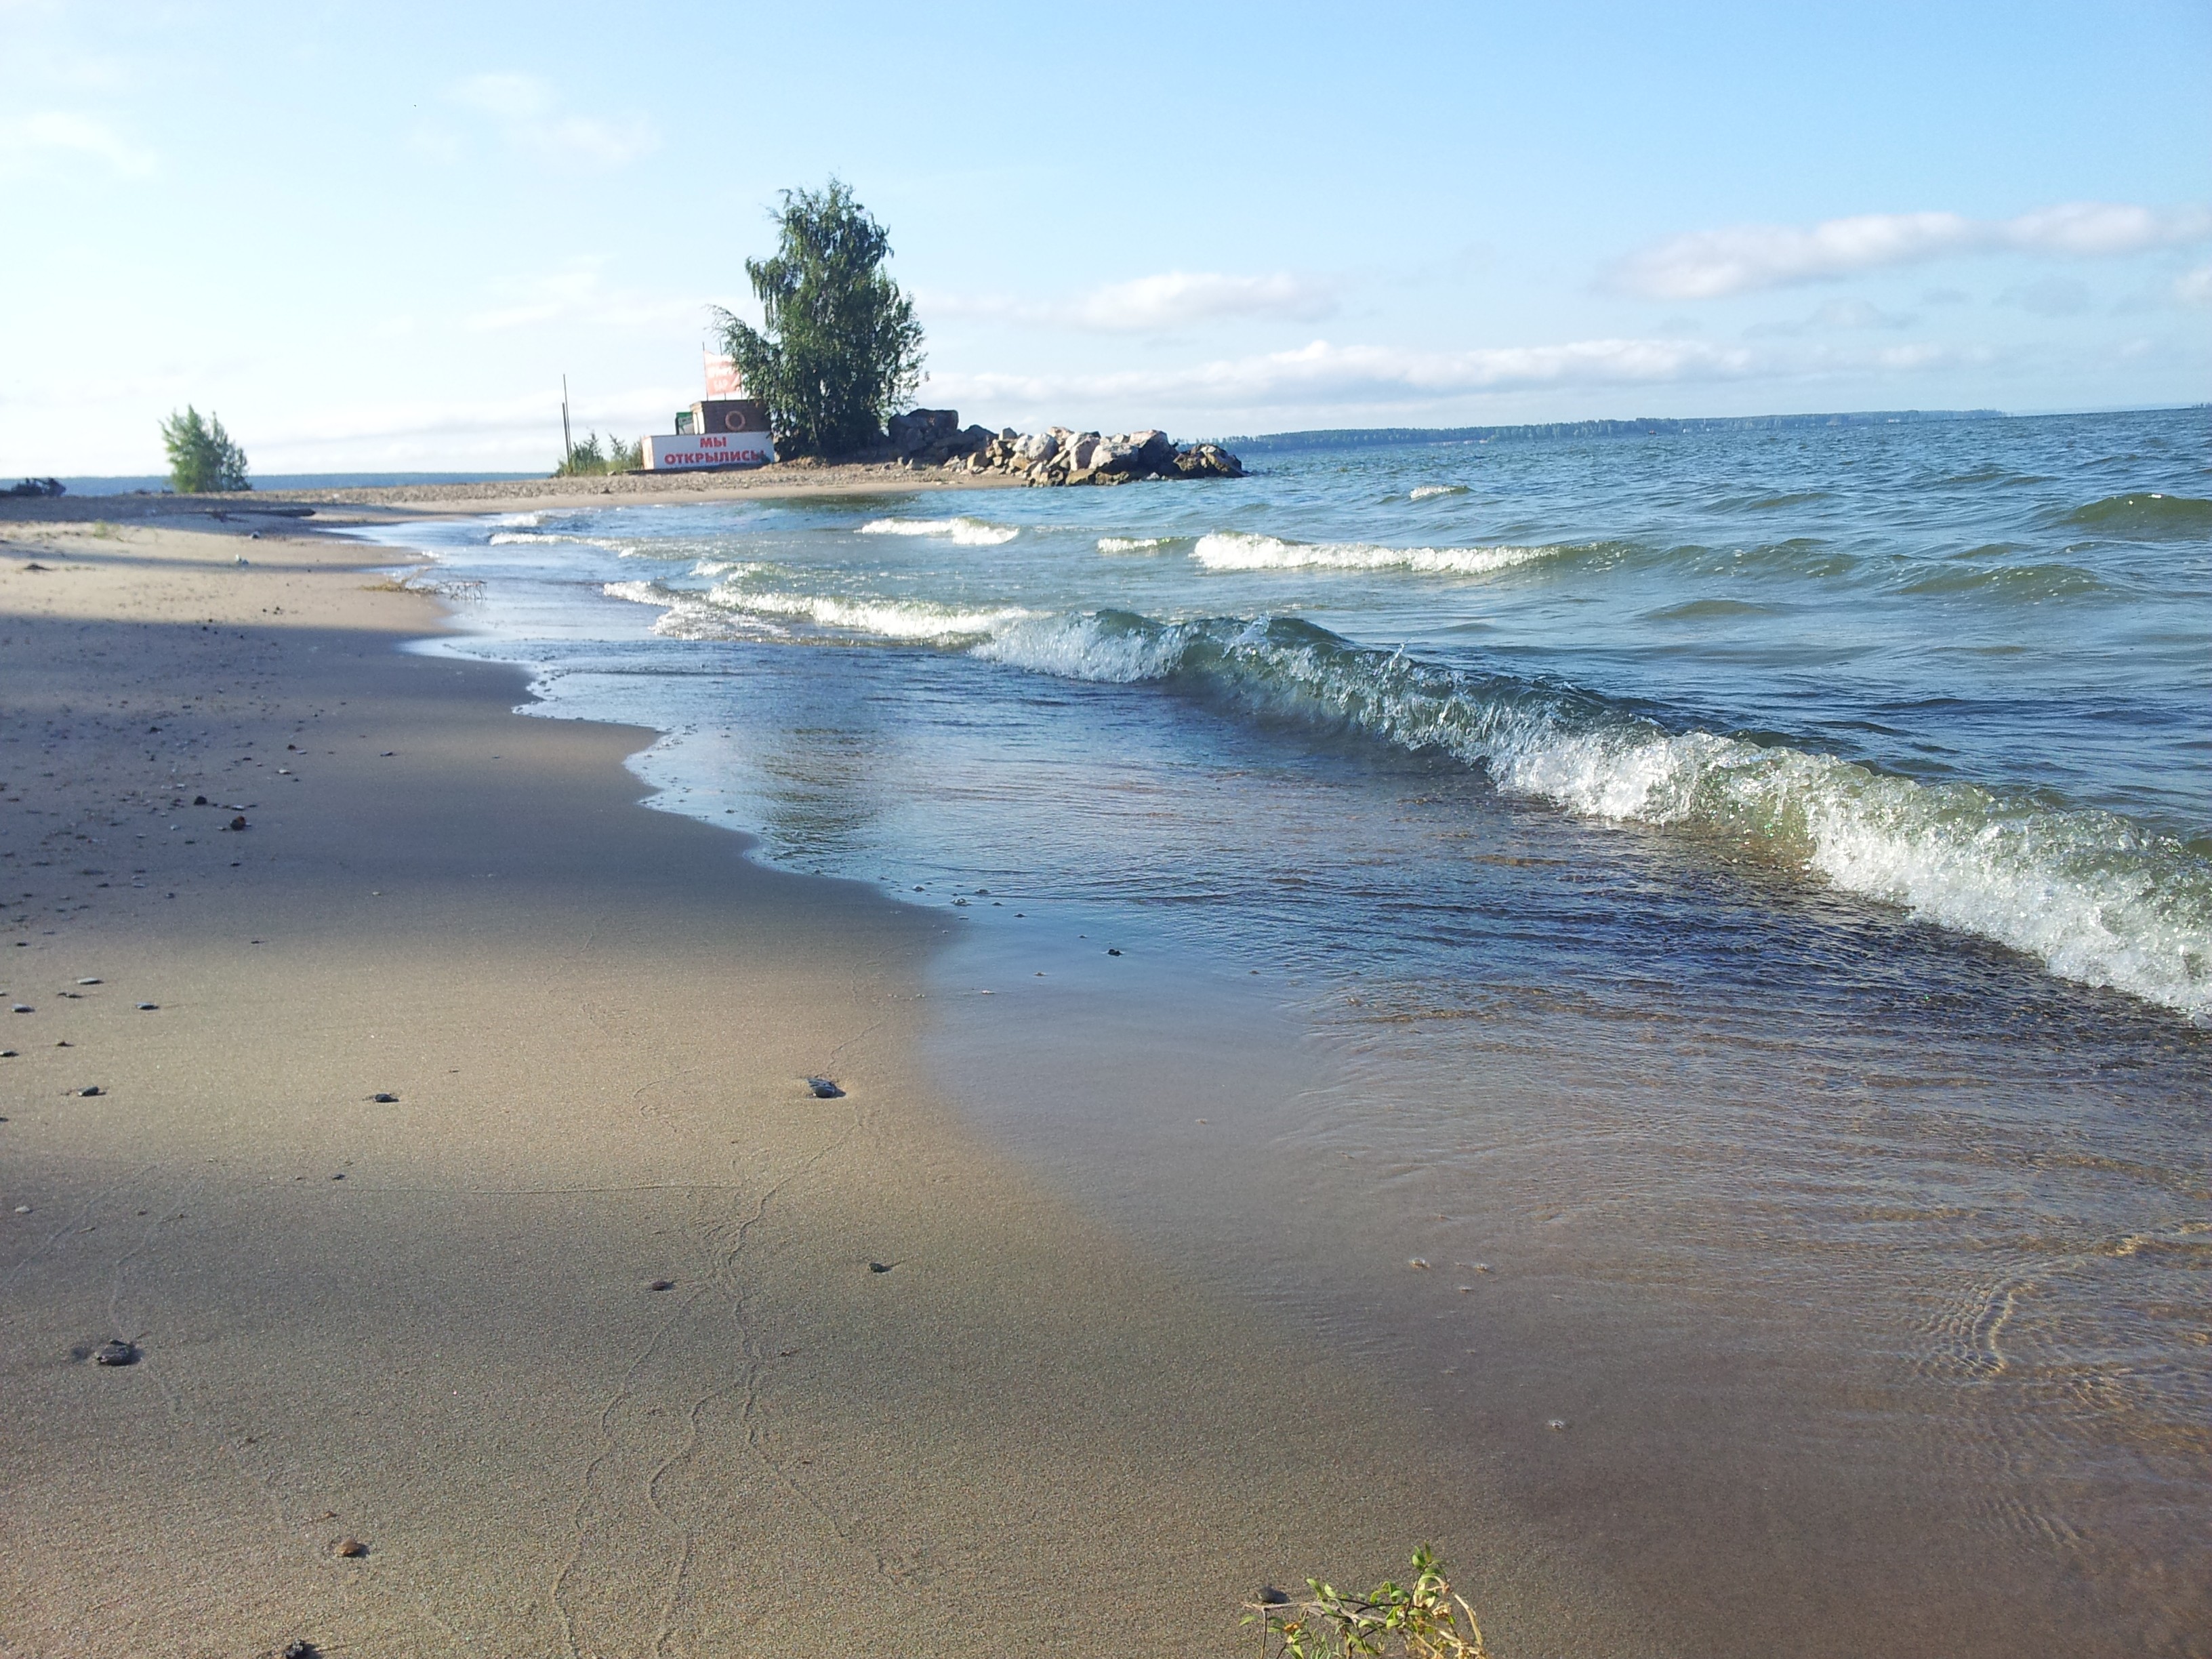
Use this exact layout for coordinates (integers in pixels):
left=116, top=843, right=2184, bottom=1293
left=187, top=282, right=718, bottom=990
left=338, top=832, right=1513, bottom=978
left=1749, top=298, right=1915, bottom=337
left=2176, top=266, right=2212, bottom=308
left=446, top=73, right=657, bottom=169
left=0, top=110, right=155, bottom=178
left=462, top=262, right=697, bottom=333
left=1610, top=202, right=2212, bottom=299
left=934, top=336, right=1762, bottom=410
left=926, top=270, right=1342, bottom=334
left=920, top=334, right=1994, bottom=429
left=1071, top=271, right=1341, bottom=330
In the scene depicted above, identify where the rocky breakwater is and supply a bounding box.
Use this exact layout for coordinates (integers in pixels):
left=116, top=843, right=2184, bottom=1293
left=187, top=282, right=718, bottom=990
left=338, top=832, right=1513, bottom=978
left=886, top=409, right=1244, bottom=485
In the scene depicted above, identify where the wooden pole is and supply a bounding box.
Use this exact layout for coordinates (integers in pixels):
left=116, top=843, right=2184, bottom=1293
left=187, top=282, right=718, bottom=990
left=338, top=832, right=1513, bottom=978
left=561, top=375, right=572, bottom=469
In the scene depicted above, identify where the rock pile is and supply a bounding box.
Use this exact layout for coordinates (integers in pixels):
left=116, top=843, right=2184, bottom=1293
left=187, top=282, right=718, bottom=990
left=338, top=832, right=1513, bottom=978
left=887, top=409, right=1244, bottom=485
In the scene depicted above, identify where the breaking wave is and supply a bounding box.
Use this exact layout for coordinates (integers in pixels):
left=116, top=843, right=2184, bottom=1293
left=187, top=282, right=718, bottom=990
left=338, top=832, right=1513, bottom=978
left=1191, top=531, right=1565, bottom=577
left=1098, top=535, right=1177, bottom=554
left=859, top=516, right=1020, bottom=546
left=1410, top=484, right=1469, bottom=500
left=974, top=609, right=2212, bottom=1019
left=604, top=576, right=1030, bottom=642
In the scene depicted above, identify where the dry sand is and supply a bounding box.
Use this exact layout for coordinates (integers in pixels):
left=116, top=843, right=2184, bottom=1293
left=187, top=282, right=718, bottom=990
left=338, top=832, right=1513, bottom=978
left=0, top=512, right=1664, bottom=1656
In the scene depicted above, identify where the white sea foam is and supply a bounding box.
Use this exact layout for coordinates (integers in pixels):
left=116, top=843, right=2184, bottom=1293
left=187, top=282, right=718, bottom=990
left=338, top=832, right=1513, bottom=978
left=859, top=516, right=1020, bottom=546
left=1410, top=485, right=1470, bottom=501
left=973, top=611, right=2212, bottom=1019
left=1191, top=531, right=1559, bottom=577
left=1097, top=535, right=1174, bottom=554
left=972, top=613, right=1189, bottom=682
left=706, top=583, right=1033, bottom=641
left=489, top=530, right=614, bottom=547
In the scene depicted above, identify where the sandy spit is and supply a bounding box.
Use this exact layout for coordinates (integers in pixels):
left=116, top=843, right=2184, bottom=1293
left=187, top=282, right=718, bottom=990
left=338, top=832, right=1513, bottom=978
left=0, top=515, right=1660, bottom=1658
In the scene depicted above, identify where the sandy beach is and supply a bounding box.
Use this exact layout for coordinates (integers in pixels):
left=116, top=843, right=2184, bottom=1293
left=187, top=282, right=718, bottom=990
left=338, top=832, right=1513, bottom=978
left=0, top=503, right=1664, bottom=1656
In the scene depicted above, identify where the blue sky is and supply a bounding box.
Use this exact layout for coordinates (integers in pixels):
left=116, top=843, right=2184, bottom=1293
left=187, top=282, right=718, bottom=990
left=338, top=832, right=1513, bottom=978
left=3, top=1, right=2207, bottom=474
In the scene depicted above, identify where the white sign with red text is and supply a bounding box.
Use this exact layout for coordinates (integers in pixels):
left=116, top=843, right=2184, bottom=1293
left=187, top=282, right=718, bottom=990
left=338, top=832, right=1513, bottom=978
left=646, top=430, right=776, bottom=470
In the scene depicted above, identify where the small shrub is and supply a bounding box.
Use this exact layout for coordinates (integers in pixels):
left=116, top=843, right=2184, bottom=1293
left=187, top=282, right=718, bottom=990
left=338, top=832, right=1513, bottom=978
left=1244, top=1547, right=1488, bottom=1659
left=160, top=407, right=250, bottom=493
left=554, top=431, right=642, bottom=476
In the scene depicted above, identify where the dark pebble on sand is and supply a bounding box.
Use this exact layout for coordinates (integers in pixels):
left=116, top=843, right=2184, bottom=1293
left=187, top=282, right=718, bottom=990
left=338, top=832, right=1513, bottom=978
left=1, top=1050, right=16, bottom=1059
left=75, top=977, right=100, bottom=985
left=370, top=1092, right=398, bottom=1103
left=78, top=1086, right=102, bottom=1097
left=647, top=1279, right=674, bottom=1292
left=93, top=1339, right=138, bottom=1366
left=193, top=795, right=207, bottom=805
left=868, top=1261, right=892, bottom=1273
left=807, top=1077, right=844, bottom=1099
left=332, top=1537, right=368, bottom=1559
left=10, top=1005, right=30, bottom=1014
left=276, top=1642, right=321, bottom=1659
left=226, top=816, right=248, bottom=832
left=330, top=1172, right=345, bottom=1180
left=1107, top=947, right=1122, bottom=956
left=136, top=1002, right=158, bottom=1010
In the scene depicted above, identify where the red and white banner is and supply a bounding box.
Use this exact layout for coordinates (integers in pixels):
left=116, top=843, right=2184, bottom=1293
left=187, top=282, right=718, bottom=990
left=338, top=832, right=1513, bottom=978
left=703, top=352, right=742, bottom=398
left=646, top=431, right=776, bottom=471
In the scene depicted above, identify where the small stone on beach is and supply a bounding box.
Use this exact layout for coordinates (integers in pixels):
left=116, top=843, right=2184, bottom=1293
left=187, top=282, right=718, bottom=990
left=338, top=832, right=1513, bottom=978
left=370, top=1092, right=398, bottom=1103
left=75, top=977, right=100, bottom=985
left=868, top=1261, right=892, bottom=1273
left=1107, top=947, right=1121, bottom=955
left=806, top=1077, right=844, bottom=1099
left=332, top=1537, right=368, bottom=1558
left=647, top=1279, right=674, bottom=1292
left=1409, top=1257, right=1430, bottom=1269
left=1547, top=1418, right=1568, bottom=1431
left=329, top=1172, right=345, bottom=1181
left=136, top=1002, right=158, bottom=1010
left=78, top=1086, right=102, bottom=1097
left=12, top=1205, right=29, bottom=1214
left=94, top=1339, right=138, bottom=1366
left=11, top=1004, right=30, bottom=1014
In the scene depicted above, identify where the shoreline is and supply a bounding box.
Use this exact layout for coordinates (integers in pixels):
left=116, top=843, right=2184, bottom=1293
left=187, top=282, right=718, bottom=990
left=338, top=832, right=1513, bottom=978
left=0, top=460, right=1029, bottom=533
left=0, top=514, right=1659, bottom=1654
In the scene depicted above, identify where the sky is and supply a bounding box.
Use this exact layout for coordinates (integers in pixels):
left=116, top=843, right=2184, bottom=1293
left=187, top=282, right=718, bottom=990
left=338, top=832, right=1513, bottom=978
left=3, top=0, right=2208, bottom=476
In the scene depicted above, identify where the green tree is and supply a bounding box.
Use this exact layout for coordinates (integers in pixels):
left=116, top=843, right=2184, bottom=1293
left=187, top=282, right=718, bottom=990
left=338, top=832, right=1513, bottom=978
left=712, top=180, right=924, bottom=459
left=159, top=407, right=251, bottom=493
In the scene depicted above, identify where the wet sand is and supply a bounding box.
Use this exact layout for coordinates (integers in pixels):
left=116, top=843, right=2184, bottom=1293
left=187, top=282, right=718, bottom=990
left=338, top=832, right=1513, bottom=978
left=0, top=516, right=1664, bottom=1655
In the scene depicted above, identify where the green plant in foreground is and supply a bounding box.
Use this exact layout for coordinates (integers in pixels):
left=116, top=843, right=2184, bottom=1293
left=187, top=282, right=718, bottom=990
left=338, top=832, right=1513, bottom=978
left=159, top=406, right=250, bottom=493
left=1244, top=1547, right=1488, bottom=1659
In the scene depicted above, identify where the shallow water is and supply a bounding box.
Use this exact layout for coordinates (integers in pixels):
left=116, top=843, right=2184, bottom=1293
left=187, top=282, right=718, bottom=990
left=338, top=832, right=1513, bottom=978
left=363, top=406, right=2211, bottom=1655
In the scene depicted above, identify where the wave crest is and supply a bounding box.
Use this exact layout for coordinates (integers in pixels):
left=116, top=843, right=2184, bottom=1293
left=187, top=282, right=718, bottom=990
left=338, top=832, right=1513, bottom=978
left=1191, top=531, right=1562, bottom=577
left=966, top=611, right=2212, bottom=1019
left=859, top=516, right=1020, bottom=546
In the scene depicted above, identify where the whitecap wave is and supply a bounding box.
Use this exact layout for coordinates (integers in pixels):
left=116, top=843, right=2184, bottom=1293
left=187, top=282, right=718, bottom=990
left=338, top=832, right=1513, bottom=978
left=1410, top=485, right=1469, bottom=501
left=704, top=579, right=1032, bottom=641
left=973, top=612, right=1189, bottom=682
left=967, top=611, right=2212, bottom=1019
left=489, top=530, right=619, bottom=548
left=859, top=516, right=1019, bottom=546
left=1191, top=531, right=1560, bottom=577
left=1098, top=535, right=1174, bottom=554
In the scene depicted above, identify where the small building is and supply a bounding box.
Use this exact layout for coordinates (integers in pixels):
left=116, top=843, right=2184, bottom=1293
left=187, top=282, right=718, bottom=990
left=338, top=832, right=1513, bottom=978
left=651, top=391, right=775, bottom=470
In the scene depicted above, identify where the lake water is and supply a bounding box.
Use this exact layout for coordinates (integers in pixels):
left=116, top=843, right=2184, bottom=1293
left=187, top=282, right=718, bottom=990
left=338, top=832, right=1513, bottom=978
left=361, top=407, right=2210, bottom=1657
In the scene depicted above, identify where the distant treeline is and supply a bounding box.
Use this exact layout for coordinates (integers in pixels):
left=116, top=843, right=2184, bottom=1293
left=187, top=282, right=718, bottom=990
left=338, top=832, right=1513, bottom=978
left=1225, top=409, right=2006, bottom=454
